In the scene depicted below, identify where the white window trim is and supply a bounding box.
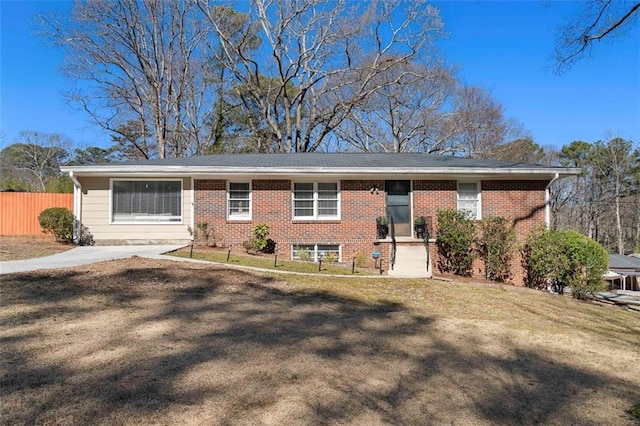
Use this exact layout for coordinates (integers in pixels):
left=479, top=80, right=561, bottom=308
left=227, top=181, right=252, bottom=220
left=292, top=244, right=342, bottom=262
left=110, top=178, right=183, bottom=225
left=457, top=181, right=482, bottom=220
left=292, top=181, right=341, bottom=220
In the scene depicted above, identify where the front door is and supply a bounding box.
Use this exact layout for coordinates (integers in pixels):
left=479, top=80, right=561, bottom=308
left=385, top=180, right=411, bottom=237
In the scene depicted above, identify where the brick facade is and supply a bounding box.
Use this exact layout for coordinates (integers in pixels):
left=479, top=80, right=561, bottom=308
left=194, top=178, right=550, bottom=285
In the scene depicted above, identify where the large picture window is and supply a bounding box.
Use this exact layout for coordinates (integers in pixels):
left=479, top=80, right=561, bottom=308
left=457, top=182, right=481, bottom=220
left=111, top=180, right=182, bottom=223
left=293, top=182, right=339, bottom=219
left=228, top=182, right=251, bottom=219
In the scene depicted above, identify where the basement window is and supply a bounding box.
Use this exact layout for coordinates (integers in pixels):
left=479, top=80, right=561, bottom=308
left=292, top=244, right=341, bottom=262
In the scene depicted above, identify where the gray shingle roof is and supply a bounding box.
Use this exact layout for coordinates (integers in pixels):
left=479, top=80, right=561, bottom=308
left=113, top=153, right=551, bottom=169
left=609, top=254, right=640, bottom=270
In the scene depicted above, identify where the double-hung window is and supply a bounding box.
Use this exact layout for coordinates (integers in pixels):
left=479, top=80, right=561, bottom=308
left=111, top=180, right=182, bottom=223
left=457, top=182, right=481, bottom=220
left=228, top=182, right=251, bottom=219
left=293, top=182, right=339, bottom=220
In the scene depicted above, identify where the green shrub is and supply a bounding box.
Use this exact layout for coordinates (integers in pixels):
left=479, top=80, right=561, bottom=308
left=251, top=223, right=276, bottom=253
left=436, top=208, right=477, bottom=276
left=522, top=225, right=557, bottom=291
left=522, top=227, right=608, bottom=299
left=252, top=223, right=269, bottom=251
left=559, top=230, right=608, bottom=299
left=38, top=207, right=74, bottom=243
left=480, top=216, right=516, bottom=282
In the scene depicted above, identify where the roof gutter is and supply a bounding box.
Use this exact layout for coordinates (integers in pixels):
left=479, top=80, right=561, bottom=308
left=61, top=165, right=583, bottom=177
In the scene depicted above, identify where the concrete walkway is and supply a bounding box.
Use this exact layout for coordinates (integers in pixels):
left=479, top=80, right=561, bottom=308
left=593, top=291, right=640, bottom=307
left=0, top=245, right=184, bottom=275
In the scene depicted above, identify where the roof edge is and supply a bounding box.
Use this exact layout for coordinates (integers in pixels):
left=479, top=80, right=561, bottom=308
left=61, top=165, right=582, bottom=177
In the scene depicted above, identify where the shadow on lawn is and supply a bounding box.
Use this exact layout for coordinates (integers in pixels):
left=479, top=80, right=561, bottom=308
left=1, top=262, right=638, bottom=424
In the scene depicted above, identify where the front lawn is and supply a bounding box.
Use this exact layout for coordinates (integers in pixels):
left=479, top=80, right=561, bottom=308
left=1, top=258, right=638, bottom=424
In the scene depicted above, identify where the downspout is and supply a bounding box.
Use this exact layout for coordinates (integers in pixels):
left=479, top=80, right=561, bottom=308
left=68, top=171, right=82, bottom=243
left=191, top=176, right=195, bottom=241
left=545, top=173, right=560, bottom=230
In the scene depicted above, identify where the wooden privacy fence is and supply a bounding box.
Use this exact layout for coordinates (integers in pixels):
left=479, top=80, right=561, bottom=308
left=0, top=193, right=74, bottom=235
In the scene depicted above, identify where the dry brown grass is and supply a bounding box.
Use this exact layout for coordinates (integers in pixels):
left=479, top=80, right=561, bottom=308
left=1, top=258, right=639, bottom=425
left=0, top=235, right=72, bottom=261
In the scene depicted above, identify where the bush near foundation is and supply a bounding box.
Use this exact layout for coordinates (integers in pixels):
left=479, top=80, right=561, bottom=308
left=523, top=227, right=608, bottom=299
left=480, top=216, right=516, bottom=282
left=436, top=208, right=476, bottom=276
left=38, top=207, right=74, bottom=243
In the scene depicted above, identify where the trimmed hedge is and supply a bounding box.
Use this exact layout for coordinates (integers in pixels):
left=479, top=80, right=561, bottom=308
left=38, top=207, right=74, bottom=243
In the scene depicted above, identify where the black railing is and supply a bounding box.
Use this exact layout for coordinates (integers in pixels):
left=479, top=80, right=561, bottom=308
left=421, top=216, right=430, bottom=267
left=390, top=215, right=396, bottom=271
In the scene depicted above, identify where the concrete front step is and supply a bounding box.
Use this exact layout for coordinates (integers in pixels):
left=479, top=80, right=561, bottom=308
left=388, top=244, right=432, bottom=278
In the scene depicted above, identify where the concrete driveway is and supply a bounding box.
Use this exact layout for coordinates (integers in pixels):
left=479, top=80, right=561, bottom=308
left=0, top=245, right=185, bottom=275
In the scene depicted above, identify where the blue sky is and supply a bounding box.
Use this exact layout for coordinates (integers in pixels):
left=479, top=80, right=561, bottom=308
left=1, top=1, right=639, bottom=152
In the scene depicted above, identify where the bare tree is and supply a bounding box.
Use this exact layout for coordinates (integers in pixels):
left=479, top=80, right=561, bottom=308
left=439, top=85, right=518, bottom=158
left=199, top=0, right=445, bottom=153
left=554, top=0, right=640, bottom=73
left=0, top=131, right=70, bottom=192
left=481, top=138, right=545, bottom=164
left=39, top=0, right=216, bottom=158
left=335, top=62, right=456, bottom=153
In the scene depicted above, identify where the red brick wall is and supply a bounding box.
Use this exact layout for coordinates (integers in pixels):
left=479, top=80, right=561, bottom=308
left=194, top=179, right=387, bottom=267
left=413, top=180, right=457, bottom=236
left=479, top=180, right=548, bottom=285
left=194, top=178, right=550, bottom=284
left=481, top=180, right=547, bottom=239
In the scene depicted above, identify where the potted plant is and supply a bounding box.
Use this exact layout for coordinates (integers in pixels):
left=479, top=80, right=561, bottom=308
left=376, top=216, right=389, bottom=239
left=414, top=216, right=426, bottom=239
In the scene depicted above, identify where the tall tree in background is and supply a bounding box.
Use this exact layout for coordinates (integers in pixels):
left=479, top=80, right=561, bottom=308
left=199, top=0, right=446, bottom=153
left=555, top=138, right=639, bottom=254
left=40, top=0, right=216, bottom=158
left=554, top=0, right=640, bottom=73
left=440, top=85, right=515, bottom=158
left=481, top=138, right=545, bottom=164
left=334, top=62, right=456, bottom=153
left=0, top=131, right=70, bottom=192
left=589, top=138, right=640, bottom=254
